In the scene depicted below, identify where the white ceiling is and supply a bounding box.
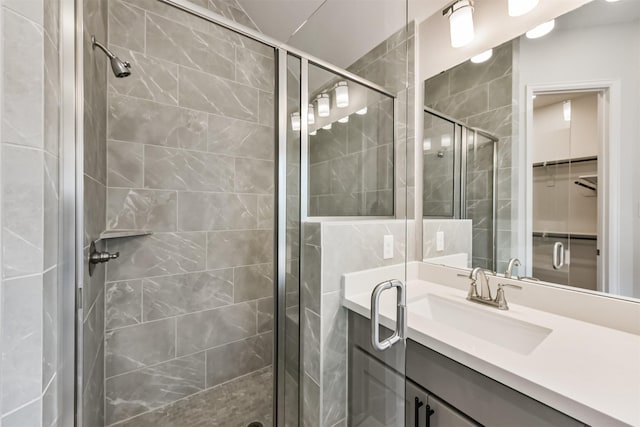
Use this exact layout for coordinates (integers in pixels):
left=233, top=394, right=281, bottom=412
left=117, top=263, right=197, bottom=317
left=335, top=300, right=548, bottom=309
left=236, top=0, right=451, bottom=69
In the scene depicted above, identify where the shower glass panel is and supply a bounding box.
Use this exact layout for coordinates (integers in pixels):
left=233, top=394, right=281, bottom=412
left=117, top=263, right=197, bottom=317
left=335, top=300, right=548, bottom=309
left=307, top=64, right=395, bottom=217
left=96, top=3, right=277, bottom=426
left=423, top=113, right=458, bottom=217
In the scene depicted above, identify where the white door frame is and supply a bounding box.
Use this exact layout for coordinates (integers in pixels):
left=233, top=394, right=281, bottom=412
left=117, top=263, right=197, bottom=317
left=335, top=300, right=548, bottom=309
left=522, top=80, right=621, bottom=294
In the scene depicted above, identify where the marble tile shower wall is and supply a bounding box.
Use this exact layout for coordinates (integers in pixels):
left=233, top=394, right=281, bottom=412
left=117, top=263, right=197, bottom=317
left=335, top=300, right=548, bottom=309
left=102, top=0, right=275, bottom=425
left=308, top=99, right=394, bottom=217
left=0, top=0, right=62, bottom=426
left=424, top=41, right=516, bottom=272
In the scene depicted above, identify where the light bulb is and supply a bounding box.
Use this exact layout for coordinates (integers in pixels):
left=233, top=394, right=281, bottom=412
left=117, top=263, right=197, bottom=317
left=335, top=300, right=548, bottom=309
left=423, top=138, right=432, bottom=151
left=449, top=0, right=475, bottom=48
left=563, top=100, right=571, bottom=122
left=338, top=116, right=349, bottom=124
left=317, top=94, right=330, bottom=117
left=470, top=49, right=493, bottom=64
left=322, top=123, right=332, bottom=130
left=526, top=19, right=555, bottom=39
left=356, top=107, right=368, bottom=115
left=441, top=134, right=451, bottom=148
left=291, top=112, right=300, bottom=131
left=508, top=0, right=539, bottom=17
left=307, top=104, right=315, bottom=125
left=335, top=81, right=349, bottom=108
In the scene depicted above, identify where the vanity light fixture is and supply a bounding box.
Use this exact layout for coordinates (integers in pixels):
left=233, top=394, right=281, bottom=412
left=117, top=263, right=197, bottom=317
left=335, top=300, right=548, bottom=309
left=526, top=19, right=555, bottom=39
left=441, top=134, right=452, bottom=148
left=471, top=49, right=493, bottom=63
left=423, top=138, right=432, bottom=151
left=310, top=130, right=317, bottom=136
left=317, top=93, right=330, bottom=117
left=338, top=115, right=349, bottom=124
left=444, top=0, right=475, bottom=48
left=508, top=0, right=539, bottom=17
left=605, top=0, right=621, bottom=2
left=335, top=81, right=349, bottom=108
left=356, top=107, right=368, bottom=115
left=563, top=100, right=572, bottom=122
left=308, top=104, right=315, bottom=125
left=291, top=112, right=301, bottom=131
left=322, top=123, right=332, bottom=130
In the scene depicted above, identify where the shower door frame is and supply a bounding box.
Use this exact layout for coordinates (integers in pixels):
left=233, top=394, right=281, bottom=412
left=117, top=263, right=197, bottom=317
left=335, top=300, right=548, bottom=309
left=63, top=0, right=403, bottom=425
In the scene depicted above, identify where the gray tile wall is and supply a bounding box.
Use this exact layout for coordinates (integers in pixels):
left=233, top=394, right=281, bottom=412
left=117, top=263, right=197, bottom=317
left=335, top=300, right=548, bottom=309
left=0, top=0, right=62, bottom=426
left=424, top=41, right=516, bottom=272
left=102, top=1, right=275, bottom=425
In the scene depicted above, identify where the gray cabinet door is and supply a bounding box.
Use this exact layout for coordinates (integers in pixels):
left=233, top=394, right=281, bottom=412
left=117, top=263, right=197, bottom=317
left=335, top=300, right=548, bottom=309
left=407, top=381, right=481, bottom=427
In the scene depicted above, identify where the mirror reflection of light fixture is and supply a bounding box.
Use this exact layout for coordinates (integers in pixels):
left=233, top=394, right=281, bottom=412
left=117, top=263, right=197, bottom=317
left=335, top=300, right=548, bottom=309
left=508, top=0, right=539, bottom=17
left=526, top=19, right=555, bottom=39
left=310, top=130, right=317, bottom=136
left=317, top=94, right=330, bottom=117
left=563, top=100, right=572, bottom=122
left=338, top=115, right=349, bottom=124
left=444, top=0, right=475, bottom=48
left=423, top=138, right=432, bottom=151
left=291, top=112, right=300, bottom=131
left=470, top=49, right=493, bottom=64
left=441, top=134, right=452, bottom=148
left=322, top=123, right=332, bottom=130
left=335, top=81, right=349, bottom=108
left=356, top=107, right=368, bottom=115
left=308, top=104, right=315, bottom=125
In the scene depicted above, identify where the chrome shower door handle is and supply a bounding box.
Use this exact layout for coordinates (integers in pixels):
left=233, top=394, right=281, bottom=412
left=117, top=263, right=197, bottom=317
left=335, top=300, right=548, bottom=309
left=552, top=241, right=565, bottom=270
left=370, top=279, right=406, bottom=352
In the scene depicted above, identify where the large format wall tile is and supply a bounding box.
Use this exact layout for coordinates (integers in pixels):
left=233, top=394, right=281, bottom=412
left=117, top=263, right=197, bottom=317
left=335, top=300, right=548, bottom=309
left=206, top=229, right=273, bottom=269
left=105, top=318, right=176, bottom=377
left=178, top=192, right=257, bottom=231
left=106, top=232, right=206, bottom=281
left=235, top=158, right=274, bottom=194
left=142, top=270, right=233, bottom=321
left=106, top=280, right=143, bottom=330
left=108, top=0, right=145, bottom=53
left=144, top=145, right=234, bottom=191
left=207, top=114, right=274, bottom=160
left=205, top=332, right=272, bottom=387
left=234, top=48, right=275, bottom=92
left=234, top=263, right=273, bottom=303
left=105, top=353, right=206, bottom=425
left=0, top=275, right=43, bottom=414
left=108, top=93, right=208, bottom=150
left=146, top=13, right=235, bottom=79
left=178, top=66, right=259, bottom=120
left=176, top=301, right=257, bottom=356
left=108, top=188, right=177, bottom=231
left=107, top=139, right=144, bottom=188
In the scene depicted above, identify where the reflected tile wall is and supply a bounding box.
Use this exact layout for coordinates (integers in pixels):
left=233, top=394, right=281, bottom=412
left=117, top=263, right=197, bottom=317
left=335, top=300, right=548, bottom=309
left=103, top=0, right=275, bottom=424
left=1, top=0, right=62, bottom=425
left=423, top=219, right=473, bottom=264
left=424, top=40, right=516, bottom=270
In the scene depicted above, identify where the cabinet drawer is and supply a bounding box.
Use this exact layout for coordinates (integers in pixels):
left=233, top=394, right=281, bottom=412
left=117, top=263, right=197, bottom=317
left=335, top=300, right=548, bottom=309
left=407, top=341, right=586, bottom=427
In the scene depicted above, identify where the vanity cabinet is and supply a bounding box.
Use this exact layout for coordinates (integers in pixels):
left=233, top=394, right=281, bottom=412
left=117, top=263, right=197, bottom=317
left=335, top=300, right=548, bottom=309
left=348, top=312, right=587, bottom=427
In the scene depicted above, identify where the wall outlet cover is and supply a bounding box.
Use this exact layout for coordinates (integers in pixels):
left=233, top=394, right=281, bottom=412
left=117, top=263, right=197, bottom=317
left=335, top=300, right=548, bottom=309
left=436, top=231, right=445, bottom=251
left=383, top=235, right=394, bottom=259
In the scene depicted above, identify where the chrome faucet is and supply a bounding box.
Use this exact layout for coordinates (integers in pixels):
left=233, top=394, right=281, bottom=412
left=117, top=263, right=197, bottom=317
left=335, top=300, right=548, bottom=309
left=469, top=267, right=492, bottom=300
left=466, top=278, right=522, bottom=311
left=505, top=258, right=521, bottom=278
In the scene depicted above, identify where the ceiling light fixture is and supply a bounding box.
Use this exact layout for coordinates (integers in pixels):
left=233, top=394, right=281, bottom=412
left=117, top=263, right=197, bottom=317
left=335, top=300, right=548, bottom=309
left=316, top=94, right=330, bottom=117
left=508, top=0, right=539, bottom=17
left=441, top=134, right=452, bottom=148
left=444, top=0, right=475, bottom=48
left=526, top=19, right=555, bottom=39
left=308, top=104, right=315, bottom=125
left=291, top=112, right=300, bottom=131
left=563, top=100, right=571, bottom=122
left=322, top=123, right=332, bottom=130
left=335, top=81, right=349, bottom=108
left=470, top=49, right=493, bottom=63
left=356, top=107, right=368, bottom=115
left=338, top=116, right=349, bottom=124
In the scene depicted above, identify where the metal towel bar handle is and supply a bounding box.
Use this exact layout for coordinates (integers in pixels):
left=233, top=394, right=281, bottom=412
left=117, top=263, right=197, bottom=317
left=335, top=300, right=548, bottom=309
left=371, top=279, right=406, bottom=351
left=552, top=241, right=565, bottom=270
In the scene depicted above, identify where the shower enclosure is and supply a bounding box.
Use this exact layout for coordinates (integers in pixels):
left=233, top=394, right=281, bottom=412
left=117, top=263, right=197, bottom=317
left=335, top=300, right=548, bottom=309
left=69, top=0, right=411, bottom=426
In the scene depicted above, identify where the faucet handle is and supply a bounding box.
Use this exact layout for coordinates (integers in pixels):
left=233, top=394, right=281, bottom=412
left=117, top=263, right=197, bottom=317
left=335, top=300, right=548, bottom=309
left=495, top=283, right=522, bottom=310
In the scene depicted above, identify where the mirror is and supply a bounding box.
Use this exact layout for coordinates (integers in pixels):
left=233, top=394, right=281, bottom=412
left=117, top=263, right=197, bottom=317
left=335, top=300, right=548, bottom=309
left=421, top=0, right=640, bottom=300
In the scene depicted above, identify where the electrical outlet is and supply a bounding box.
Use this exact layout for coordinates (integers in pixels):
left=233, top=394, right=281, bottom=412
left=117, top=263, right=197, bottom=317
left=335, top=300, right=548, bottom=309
left=436, top=231, right=445, bottom=251
left=383, top=235, right=394, bottom=259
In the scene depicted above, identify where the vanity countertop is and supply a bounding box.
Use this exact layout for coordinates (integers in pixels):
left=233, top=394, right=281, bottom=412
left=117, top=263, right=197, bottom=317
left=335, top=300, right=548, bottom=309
left=343, top=278, right=640, bottom=427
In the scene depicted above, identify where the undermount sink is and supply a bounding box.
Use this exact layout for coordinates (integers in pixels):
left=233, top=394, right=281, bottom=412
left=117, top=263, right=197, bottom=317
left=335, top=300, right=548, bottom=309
left=409, top=294, right=552, bottom=355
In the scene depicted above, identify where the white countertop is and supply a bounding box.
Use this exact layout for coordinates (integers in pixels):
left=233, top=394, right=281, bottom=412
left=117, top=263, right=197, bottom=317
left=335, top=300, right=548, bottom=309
left=343, top=278, right=640, bottom=427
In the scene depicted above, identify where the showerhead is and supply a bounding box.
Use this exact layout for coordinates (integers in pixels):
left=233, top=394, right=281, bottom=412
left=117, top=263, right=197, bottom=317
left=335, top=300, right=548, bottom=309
left=91, top=35, right=131, bottom=78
